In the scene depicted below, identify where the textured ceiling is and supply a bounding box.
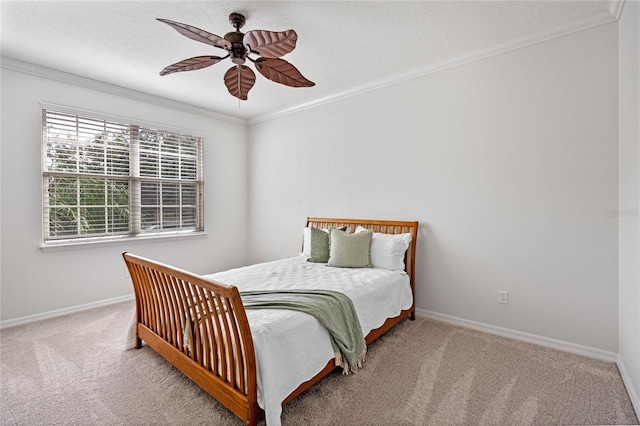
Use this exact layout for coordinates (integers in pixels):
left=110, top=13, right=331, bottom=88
left=1, top=1, right=615, bottom=121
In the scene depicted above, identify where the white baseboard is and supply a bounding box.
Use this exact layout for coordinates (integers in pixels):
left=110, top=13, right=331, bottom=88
left=0, top=294, right=135, bottom=329
left=617, top=354, right=640, bottom=419
left=416, top=308, right=618, bottom=363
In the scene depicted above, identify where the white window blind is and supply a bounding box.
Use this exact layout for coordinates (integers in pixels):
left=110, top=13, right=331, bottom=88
left=42, top=107, right=204, bottom=242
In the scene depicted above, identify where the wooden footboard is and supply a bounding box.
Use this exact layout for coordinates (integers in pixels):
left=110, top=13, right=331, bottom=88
left=122, top=252, right=261, bottom=425
left=123, top=218, right=418, bottom=426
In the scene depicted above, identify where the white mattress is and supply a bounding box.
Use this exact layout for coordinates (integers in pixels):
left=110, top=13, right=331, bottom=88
left=204, top=256, right=413, bottom=426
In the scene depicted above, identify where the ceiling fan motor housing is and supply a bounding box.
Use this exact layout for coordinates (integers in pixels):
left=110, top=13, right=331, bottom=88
left=225, top=31, right=247, bottom=65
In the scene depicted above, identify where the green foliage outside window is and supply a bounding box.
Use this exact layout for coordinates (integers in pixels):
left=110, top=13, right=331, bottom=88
left=43, top=108, right=203, bottom=241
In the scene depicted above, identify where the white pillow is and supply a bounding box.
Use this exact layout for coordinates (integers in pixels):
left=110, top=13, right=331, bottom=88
left=355, top=226, right=412, bottom=271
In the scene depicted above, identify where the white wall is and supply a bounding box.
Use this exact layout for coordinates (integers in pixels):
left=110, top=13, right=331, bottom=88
left=248, top=23, right=619, bottom=352
left=618, top=0, right=640, bottom=413
left=0, top=68, right=249, bottom=321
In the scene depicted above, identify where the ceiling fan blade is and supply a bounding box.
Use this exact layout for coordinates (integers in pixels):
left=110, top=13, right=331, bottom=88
left=224, top=65, right=256, bottom=100
left=157, top=18, right=231, bottom=50
left=254, top=57, right=315, bottom=88
left=160, top=56, right=227, bottom=76
left=243, top=29, right=298, bottom=58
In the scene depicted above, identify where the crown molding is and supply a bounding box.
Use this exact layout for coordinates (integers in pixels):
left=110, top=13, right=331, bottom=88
left=0, top=56, right=248, bottom=126
left=248, top=7, right=619, bottom=125
left=2, top=1, right=622, bottom=129
left=608, top=0, right=625, bottom=20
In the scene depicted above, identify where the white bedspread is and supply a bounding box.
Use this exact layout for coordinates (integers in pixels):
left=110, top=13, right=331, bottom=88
left=204, top=256, right=412, bottom=426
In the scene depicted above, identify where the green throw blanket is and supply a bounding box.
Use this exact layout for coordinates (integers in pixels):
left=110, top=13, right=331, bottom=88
left=240, top=289, right=367, bottom=375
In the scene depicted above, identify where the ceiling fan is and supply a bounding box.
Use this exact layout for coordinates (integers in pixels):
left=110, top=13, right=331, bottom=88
left=157, top=13, right=315, bottom=101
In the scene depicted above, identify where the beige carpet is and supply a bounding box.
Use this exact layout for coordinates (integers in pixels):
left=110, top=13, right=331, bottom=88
left=1, top=300, right=637, bottom=426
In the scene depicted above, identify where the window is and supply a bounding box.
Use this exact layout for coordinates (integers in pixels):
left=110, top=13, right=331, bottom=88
left=42, top=105, right=204, bottom=244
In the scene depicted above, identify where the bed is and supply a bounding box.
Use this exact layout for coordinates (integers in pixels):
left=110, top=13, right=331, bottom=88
left=123, top=217, right=418, bottom=425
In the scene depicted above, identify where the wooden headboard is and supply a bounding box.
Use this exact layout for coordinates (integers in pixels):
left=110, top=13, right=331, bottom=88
left=306, top=217, right=419, bottom=320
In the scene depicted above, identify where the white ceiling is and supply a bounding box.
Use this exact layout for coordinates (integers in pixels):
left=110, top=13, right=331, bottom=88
left=1, top=1, right=618, bottom=122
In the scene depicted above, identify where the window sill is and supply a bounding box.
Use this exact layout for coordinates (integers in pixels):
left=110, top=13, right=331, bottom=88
left=39, top=230, right=207, bottom=252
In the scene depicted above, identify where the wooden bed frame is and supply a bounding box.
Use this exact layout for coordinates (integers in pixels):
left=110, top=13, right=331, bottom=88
left=123, top=217, right=418, bottom=426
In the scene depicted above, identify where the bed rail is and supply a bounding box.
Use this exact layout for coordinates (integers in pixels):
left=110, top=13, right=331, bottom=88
left=122, top=252, right=260, bottom=425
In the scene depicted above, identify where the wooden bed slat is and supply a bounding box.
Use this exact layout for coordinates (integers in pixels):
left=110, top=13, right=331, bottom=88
left=124, top=217, right=418, bottom=426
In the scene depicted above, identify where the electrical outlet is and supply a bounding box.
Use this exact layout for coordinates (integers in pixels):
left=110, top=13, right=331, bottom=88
left=498, top=290, right=509, bottom=304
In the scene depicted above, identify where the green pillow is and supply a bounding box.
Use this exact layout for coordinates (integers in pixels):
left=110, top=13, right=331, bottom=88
left=307, top=226, right=347, bottom=263
left=327, top=228, right=373, bottom=268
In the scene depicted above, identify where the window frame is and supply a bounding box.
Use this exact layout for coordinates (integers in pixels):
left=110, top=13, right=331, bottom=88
left=40, top=102, right=205, bottom=251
